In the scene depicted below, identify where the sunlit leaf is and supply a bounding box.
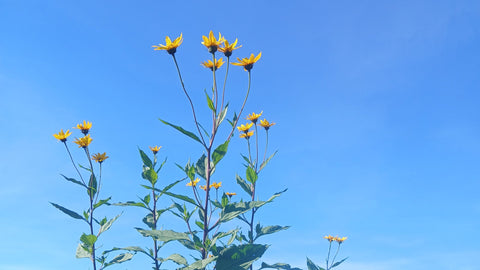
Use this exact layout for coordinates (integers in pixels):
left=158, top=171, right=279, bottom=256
left=159, top=118, right=203, bottom=144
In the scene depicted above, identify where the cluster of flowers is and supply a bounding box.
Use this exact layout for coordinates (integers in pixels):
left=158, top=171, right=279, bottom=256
left=324, top=235, right=348, bottom=244
left=237, top=111, right=275, bottom=139
left=53, top=121, right=108, bottom=163
left=152, top=31, right=261, bottom=71
left=185, top=177, right=236, bottom=197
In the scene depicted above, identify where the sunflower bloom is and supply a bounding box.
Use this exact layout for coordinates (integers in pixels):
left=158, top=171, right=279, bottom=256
left=53, top=129, right=72, bottom=142
left=210, top=182, right=222, bottom=189
left=324, top=235, right=335, bottom=242
left=74, top=120, right=92, bottom=135
left=335, top=236, right=347, bottom=244
left=152, top=33, right=183, bottom=55
left=201, top=31, right=225, bottom=53
left=231, top=52, right=261, bottom=71
left=186, top=178, right=201, bottom=187
left=226, top=192, right=236, bottom=197
left=92, top=152, right=109, bottom=163
left=240, top=130, right=254, bottom=139
left=219, top=38, right=242, bottom=57
left=246, top=111, right=263, bottom=124
left=201, top=58, right=225, bottom=71
left=199, top=185, right=208, bottom=191
left=149, top=146, right=162, bottom=154
left=259, top=119, right=275, bottom=130
left=237, top=122, right=254, bottom=133
left=74, top=135, right=93, bottom=148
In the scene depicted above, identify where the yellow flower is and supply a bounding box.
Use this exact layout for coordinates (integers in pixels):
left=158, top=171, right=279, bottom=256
left=92, top=152, right=109, bottom=163
left=199, top=185, right=207, bottom=191
left=246, top=111, right=262, bottom=124
left=259, top=119, right=275, bottom=130
left=219, top=38, right=242, bottom=57
left=237, top=122, right=254, bottom=133
left=152, top=33, right=183, bottom=55
left=201, top=31, right=225, bottom=53
left=53, top=129, right=72, bottom=142
left=149, top=146, right=162, bottom=154
left=201, top=58, right=224, bottom=71
left=74, top=120, right=92, bottom=135
left=226, top=192, right=236, bottom=197
left=239, top=130, right=254, bottom=139
left=210, top=182, right=222, bottom=189
left=186, top=178, right=200, bottom=187
left=335, top=236, right=347, bottom=244
left=231, top=52, right=261, bottom=71
left=74, top=134, right=93, bottom=148
left=324, top=235, right=335, bottom=242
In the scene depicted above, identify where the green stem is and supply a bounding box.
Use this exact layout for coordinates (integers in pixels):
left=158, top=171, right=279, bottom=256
left=220, top=57, right=230, bottom=111
left=254, top=124, right=259, bottom=170
left=262, top=130, right=269, bottom=165
left=63, top=142, right=86, bottom=186
left=84, top=147, right=97, bottom=270
left=326, top=241, right=332, bottom=270
left=227, top=71, right=251, bottom=141
left=152, top=182, right=160, bottom=270
left=330, top=243, right=341, bottom=270
left=172, top=54, right=206, bottom=146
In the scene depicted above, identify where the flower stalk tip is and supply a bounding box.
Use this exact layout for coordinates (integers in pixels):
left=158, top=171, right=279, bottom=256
left=231, top=52, right=262, bottom=71
left=219, top=38, right=242, bottom=57
left=149, top=146, right=162, bottom=154
left=92, top=152, right=109, bottom=163
left=201, top=31, right=225, bottom=54
left=74, top=120, right=92, bottom=135
left=74, top=134, right=93, bottom=148
left=53, top=129, right=72, bottom=142
left=153, top=33, right=183, bottom=55
left=201, top=58, right=225, bottom=71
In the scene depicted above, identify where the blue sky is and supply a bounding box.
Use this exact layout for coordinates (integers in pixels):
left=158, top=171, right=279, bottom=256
left=1, top=0, right=480, bottom=269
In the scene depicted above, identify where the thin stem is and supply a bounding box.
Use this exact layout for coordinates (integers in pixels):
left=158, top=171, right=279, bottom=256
left=202, top=148, right=212, bottom=260
left=254, top=124, right=259, bottom=170
left=227, top=71, right=251, bottom=141
left=262, top=130, right=269, bottom=165
left=220, top=57, right=230, bottom=111
left=152, top=183, right=160, bottom=270
left=94, top=163, right=102, bottom=204
left=247, top=138, right=252, bottom=163
left=212, top=53, right=218, bottom=114
left=171, top=54, right=206, bottom=146
left=330, top=243, right=341, bottom=269
left=63, top=142, right=86, bottom=185
left=326, top=241, right=332, bottom=270
left=84, top=146, right=97, bottom=270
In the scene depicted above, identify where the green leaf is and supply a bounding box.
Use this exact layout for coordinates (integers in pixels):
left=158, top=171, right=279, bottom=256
left=88, top=173, right=97, bottom=198
left=218, top=201, right=257, bottom=224
left=216, top=244, right=269, bottom=270
left=114, top=201, right=148, bottom=209
left=103, top=246, right=151, bottom=259
left=259, top=262, right=303, bottom=270
left=160, top=118, right=203, bottom=144
left=216, top=103, right=228, bottom=127
left=178, top=239, right=197, bottom=251
left=99, top=214, right=121, bottom=235
left=164, top=191, right=199, bottom=207
left=50, top=202, right=86, bottom=222
left=139, top=148, right=153, bottom=168
left=78, top=164, right=92, bottom=172
left=60, top=174, right=86, bottom=188
left=195, top=154, right=207, bottom=179
left=142, top=207, right=173, bottom=229
left=80, top=233, right=97, bottom=247
left=181, top=256, right=217, bottom=270
left=331, top=257, right=348, bottom=268
left=104, top=253, right=134, bottom=268
left=221, top=193, right=229, bottom=208
left=142, top=167, right=158, bottom=184
left=205, top=90, right=216, bottom=112
left=246, top=166, right=258, bottom=184
left=136, top=228, right=189, bottom=242
left=236, top=174, right=252, bottom=196
left=212, top=140, right=229, bottom=165
left=195, top=221, right=204, bottom=230
left=306, top=257, right=324, bottom=270
left=143, top=194, right=151, bottom=206
left=76, top=243, right=91, bottom=258
left=259, top=150, right=277, bottom=171
left=93, top=197, right=111, bottom=210
left=162, top=253, right=188, bottom=266
left=255, top=225, right=290, bottom=241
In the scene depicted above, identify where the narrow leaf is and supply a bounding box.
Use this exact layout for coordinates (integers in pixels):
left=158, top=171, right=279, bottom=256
left=99, top=214, right=121, bottom=235
left=212, top=140, right=229, bottom=165
left=139, top=148, right=153, bottom=168
left=50, top=202, right=86, bottom=222
left=136, top=228, right=189, bottom=242
left=160, top=118, right=202, bottom=144
left=60, top=174, right=86, bottom=188
left=246, top=166, right=258, bottom=183
left=236, top=174, right=252, bottom=196
left=331, top=257, right=348, bottom=268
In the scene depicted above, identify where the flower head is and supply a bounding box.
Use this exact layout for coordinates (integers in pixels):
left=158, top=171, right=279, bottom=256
left=335, top=236, right=347, bottom=244
left=74, top=134, right=93, bottom=148
left=201, top=31, right=225, bottom=53
left=199, top=185, right=208, bottom=191
left=149, top=146, right=162, bottom=154
left=152, top=33, right=183, bottom=55
left=201, top=58, right=225, bottom=71
left=74, top=120, right=92, bottom=135
left=219, top=38, right=242, bottom=57
left=92, top=152, right=109, bottom=163
left=259, top=119, right=275, bottom=130
left=226, top=192, right=236, bottom=198
left=246, top=111, right=263, bottom=124
left=53, top=129, right=72, bottom=142
left=186, top=178, right=201, bottom=187
left=231, top=52, right=261, bottom=71
left=324, top=235, right=335, bottom=242
left=240, top=130, right=254, bottom=139
left=210, top=182, right=222, bottom=189
left=237, top=122, right=254, bottom=133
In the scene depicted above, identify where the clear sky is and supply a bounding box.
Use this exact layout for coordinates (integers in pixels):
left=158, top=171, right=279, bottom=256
left=1, top=0, right=480, bottom=269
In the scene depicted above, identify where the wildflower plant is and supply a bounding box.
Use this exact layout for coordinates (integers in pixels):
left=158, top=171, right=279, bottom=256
left=52, top=122, right=130, bottom=270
